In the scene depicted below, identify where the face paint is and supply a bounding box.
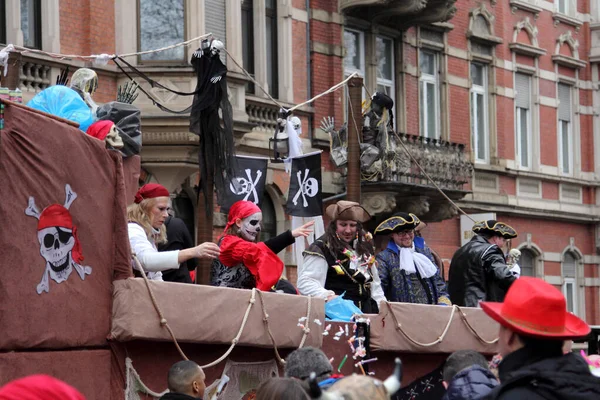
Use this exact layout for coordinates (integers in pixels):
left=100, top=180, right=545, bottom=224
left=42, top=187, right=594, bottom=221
left=240, top=212, right=262, bottom=241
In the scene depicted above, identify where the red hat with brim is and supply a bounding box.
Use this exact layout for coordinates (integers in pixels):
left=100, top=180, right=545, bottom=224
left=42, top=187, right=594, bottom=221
left=480, top=276, right=590, bottom=339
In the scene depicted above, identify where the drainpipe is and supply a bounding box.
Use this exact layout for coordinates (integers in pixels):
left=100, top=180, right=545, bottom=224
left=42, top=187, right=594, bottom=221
left=306, top=0, right=311, bottom=100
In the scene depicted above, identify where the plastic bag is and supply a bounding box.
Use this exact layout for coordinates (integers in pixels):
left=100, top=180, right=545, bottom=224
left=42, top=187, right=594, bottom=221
left=96, top=102, right=142, bottom=157
left=27, top=85, right=95, bottom=132
left=325, top=292, right=363, bottom=322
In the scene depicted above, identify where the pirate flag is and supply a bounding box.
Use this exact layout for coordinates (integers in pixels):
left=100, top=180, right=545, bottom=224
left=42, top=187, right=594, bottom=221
left=286, top=151, right=322, bottom=217
left=393, top=365, right=445, bottom=400
left=219, top=155, right=268, bottom=213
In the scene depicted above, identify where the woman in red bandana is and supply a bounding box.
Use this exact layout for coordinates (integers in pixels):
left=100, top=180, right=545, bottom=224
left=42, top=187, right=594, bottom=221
left=210, top=200, right=314, bottom=291
left=127, top=183, right=220, bottom=280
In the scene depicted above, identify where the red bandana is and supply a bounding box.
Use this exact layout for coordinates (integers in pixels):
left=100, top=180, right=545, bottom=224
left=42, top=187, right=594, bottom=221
left=134, top=183, right=170, bottom=204
left=37, top=204, right=83, bottom=263
left=86, top=120, right=115, bottom=141
left=0, top=374, right=86, bottom=400
left=223, top=200, right=262, bottom=234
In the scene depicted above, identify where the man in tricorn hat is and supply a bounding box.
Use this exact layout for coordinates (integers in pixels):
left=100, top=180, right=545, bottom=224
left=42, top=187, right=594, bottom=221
left=480, top=277, right=600, bottom=399
left=375, top=212, right=450, bottom=305
left=448, top=220, right=516, bottom=307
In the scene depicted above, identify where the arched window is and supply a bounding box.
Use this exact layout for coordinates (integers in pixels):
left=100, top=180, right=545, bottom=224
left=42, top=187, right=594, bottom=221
left=260, top=195, right=277, bottom=241
left=519, top=248, right=536, bottom=277
left=562, top=251, right=578, bottom=315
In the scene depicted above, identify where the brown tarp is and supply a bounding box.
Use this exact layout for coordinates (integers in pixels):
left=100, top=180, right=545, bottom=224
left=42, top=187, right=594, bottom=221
left=369, top=302, right=499, bottom=354
left=122, top=155, right=141, bottom=204
left=111, top=278, right=325, bottom=349
left=0, top=349, right=112, bottom=400
left=0, top=102, right=133, bottom=351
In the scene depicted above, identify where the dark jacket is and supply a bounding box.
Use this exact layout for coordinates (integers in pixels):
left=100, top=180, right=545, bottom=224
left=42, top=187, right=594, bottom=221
left=483, top=347, right=600, bottom=400
left=159, top=392, right=200, bottom=400
left=442, top=365, right=498, bottom=400
left=157, top=216, right=196, bottom=283
left=448, top=235, right=515, bottom=307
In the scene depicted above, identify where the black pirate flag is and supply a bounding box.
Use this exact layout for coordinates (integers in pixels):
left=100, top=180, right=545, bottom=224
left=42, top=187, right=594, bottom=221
left=393, top=365, right=445, bottom=400
left=286, top=151, right=322, bottom=217
left=219, top=155, right=268, bottom=213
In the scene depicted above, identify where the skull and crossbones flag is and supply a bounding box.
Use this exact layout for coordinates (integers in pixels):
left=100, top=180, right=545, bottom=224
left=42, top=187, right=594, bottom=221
left=219, top=155, right=269, bottom=213
left=286, top=151, right=323, bottom=217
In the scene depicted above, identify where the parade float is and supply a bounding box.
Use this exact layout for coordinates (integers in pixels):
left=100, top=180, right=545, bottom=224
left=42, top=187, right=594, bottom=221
left=0, top=98, right=502, bottom=400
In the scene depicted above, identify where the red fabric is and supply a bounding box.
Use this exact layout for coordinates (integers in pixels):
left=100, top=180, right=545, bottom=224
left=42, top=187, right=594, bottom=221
left=223, top=200, right=262, bottom=234
left=481, top=277, right=590, bottom=339
left=0, top=374, right=85, bottom=400
left=219, top=235, right=283, bottom=291
left=85, top=120, right=114, bottom=141
left=37, top=204, right=83, bottom=264
left=134, top=183, right=170, bottom=204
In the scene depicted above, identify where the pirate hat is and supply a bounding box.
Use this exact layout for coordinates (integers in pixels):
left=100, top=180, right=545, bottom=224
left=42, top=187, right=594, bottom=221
left=371, top=92, right=394, bottom=110
left=374, top=212, right=420, bottom=235
left=472, top=220, right=517, bottom=239
left=481, top=277, right=590, bottom=339
left=325, top=201, right=370, bottom=223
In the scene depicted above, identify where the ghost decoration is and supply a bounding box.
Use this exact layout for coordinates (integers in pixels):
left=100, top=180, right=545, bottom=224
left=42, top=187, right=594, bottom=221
left=69, top=68, right=99, bottom=114
left=25, top=184, right=92, bottom=294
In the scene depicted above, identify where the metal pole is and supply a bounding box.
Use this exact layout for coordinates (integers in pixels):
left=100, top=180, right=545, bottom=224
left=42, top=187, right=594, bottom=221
left=346, top=76, right=363, bottom=203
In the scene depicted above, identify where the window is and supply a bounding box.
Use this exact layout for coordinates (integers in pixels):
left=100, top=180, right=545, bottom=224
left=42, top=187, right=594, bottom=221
left=519, top=249, right=536, bottom=277
left=419, top=50, right=440, bottom=139
left=515, top=73, right=532, bottom=169
left=241, top=0, right=255, bottom=94
left=0, top=0, right=6, bottom=45
left=557, top=0, right=568, bottom=14
left=260, top=195, right=277, bottom=242
left=376, top=36, right=394, bottom=101
left=344, top=29, right=365, bottom=77
left=20, top=0, right=41, bottom=49
left=558, top=83, right=573, bottom=175
left=265, top=0, right=278, bottom=98
left=138, top=0, right=185, bottom=62
left=562, top=251, right=578, bottom=315
left=471, top=63, right=489, bottom=163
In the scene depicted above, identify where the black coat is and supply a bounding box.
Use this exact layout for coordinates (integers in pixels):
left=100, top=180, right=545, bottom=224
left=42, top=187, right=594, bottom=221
left=483, top=347, right=600, bottom=400
left=441, top=365, right=498, bottom=400
left=159, top=392, right=200, bottom=400
left=157, top=216, right=196, bottom=283
left=448, top=235, right=515, bottom=307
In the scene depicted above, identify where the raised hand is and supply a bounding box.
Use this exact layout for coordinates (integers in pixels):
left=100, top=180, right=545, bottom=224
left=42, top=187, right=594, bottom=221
left=320, top=116, right=335, bottom=134
left=292, top=220, right=315, bottom=238
left=117, top=81, right=140, bottom=104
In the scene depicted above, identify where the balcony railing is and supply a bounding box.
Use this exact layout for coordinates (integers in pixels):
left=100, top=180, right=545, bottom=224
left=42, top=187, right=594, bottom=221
left=364, top=133, right=472, bottom=192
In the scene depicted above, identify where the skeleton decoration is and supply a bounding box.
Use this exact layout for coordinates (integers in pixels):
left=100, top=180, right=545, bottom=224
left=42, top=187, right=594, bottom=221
left=321, top=116, right=348, bottom=168
left=25, top=184, right=92, bottom=294
left=240, top=212, right=262, bottom=242
left=283, top=114, right=304, bottom=173
left=292, top=168, right=319, bottom=207
left=86, top=120, right=125, bottom=150
left=69, top=68, right=99, bottom=114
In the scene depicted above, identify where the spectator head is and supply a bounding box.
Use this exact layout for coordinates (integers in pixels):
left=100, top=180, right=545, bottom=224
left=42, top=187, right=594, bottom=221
left=285, top=347, right=333, bottom=383
left=0, top=374, right=85, bottom=400
left=442, top=350, right=490, bottom=388
left=167, top=360, right=205, bottom=399
left=255, top=378, right=309, bottom=400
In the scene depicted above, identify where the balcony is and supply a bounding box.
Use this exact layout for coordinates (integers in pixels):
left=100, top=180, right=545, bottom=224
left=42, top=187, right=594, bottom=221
left=339, top=0, right=457, bottom=29
left=360, top=133, right=472, bottom=223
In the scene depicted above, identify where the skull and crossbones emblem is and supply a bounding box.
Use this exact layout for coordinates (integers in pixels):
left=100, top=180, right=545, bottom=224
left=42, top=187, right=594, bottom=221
left=292, top=169, right=318, bottom=207
left=229, top=168, right=262, bottom=203
left=25, top=184, right=92, bottom=294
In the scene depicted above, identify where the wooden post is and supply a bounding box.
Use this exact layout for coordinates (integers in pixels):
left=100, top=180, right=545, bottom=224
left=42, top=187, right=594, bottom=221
left=346, top=76, right=363, bottom=203
left=195, top=169, right=214, bottom=284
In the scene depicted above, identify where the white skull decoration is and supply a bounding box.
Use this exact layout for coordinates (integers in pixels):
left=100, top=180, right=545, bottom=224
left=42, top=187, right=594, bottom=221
left=25, top=184, right=92, bottom=294
left=105, top=124, right=124, bottom=149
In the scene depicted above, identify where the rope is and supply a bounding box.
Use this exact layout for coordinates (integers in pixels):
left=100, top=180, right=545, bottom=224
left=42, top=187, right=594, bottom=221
left=287, top=72, right=359, bottom=113
left=132, top=252, right=189, bottom=360
left=384, top=302, right=457, bottom=347
left=298, top=295, right=313, bottom=349
left=456, top=306, right=499, bottom=344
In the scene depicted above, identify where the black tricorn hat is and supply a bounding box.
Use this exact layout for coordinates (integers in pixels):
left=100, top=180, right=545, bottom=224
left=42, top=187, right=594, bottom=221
left=472, top=220, right=517, bottom=239
left=374, top=212, right=420, bottom=235
left=371, top=92, right=394, bottom=110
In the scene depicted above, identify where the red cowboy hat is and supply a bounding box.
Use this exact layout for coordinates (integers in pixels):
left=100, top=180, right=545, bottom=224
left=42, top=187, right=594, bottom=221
left=480, top=277, right=590, bottom=339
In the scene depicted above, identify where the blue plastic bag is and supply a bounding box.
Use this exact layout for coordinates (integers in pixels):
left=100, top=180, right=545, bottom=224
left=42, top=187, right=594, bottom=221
left=27, top=86, right=95, bottom=132
left=325, top=292, right=363, bottom=321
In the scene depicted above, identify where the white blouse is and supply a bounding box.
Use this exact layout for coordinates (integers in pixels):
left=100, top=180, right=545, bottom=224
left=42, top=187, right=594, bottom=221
left=298, top=255, right=387, bottom=306
left=127, top=223, right=179, bottom=281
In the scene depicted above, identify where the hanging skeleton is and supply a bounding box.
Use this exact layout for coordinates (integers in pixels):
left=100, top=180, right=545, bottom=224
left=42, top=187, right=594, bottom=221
left=189, top=38, right=236, bottom=216
left=361, top=92, right=395, bottom=177
left=25, top=184, right=92, bottom=294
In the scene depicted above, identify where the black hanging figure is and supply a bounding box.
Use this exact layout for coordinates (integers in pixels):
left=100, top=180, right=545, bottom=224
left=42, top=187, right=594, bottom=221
left=189, top=39, right=236, bottom=216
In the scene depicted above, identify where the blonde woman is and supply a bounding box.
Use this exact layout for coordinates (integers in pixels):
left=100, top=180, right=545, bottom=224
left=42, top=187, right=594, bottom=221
left=127, top=183, right=219, bottom=280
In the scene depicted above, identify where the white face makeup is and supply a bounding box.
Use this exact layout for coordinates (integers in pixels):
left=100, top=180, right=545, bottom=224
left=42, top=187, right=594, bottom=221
left=240, top=212, right=262, bottom=241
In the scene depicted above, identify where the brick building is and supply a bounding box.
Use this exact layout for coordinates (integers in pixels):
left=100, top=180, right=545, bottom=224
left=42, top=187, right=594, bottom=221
left=1, top=0, right=599, bottom=324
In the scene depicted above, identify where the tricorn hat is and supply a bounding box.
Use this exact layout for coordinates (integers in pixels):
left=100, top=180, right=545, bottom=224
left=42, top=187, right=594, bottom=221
left=325, top=201, right=370, bottom=223
left=472, top=220, right=517, bottom=239
left=371, top=92, right=394, bottom=110
left=374, top=212, right=420, bottom=235
left=481, top=277, right=590, bottom=339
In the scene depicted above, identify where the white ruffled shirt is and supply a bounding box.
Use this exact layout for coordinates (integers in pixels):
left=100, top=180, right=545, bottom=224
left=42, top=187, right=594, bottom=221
left=127, top=223, right=180, bottom=281
left=396, top=243, right=438, bottom=278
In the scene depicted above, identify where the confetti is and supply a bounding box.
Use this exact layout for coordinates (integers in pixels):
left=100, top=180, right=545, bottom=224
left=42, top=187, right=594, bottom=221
left=368, top=372, right=376, bottom=376
left=345, top=324, right=349, bottom=336
left=337, top=354, right=348, bottom=372
left=313, top=319, right=322, bottom=326
left=329, top=357, right=335, bottom=364
left=325, top=324, right=332, bottom=332
left=323, top=331, right=329, bottom=336
left=333, top=336, right=340, bottom=341
left=298, top=317, right=307, bottom=322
